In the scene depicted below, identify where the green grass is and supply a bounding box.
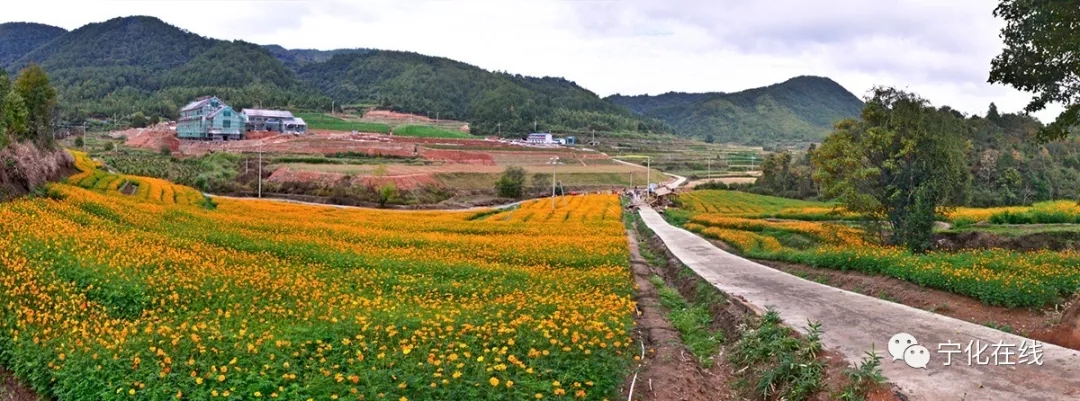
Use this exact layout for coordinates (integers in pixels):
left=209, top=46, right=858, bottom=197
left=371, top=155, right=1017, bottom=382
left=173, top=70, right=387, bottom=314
left=648, top=275, right=724, bottom=368
left=678, top=189, right=832, bottom=216
left=296, top=113, right=391, bottom=133
left=393, top=125, right=474, bottom=139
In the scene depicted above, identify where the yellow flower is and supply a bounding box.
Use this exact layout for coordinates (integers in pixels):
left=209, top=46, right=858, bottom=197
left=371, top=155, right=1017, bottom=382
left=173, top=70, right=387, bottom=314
left=489, top=377, right=500, bottom=387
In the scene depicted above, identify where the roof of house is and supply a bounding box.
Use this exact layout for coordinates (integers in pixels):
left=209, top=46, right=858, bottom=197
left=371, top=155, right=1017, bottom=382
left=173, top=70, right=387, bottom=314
left=244, top=109, right=294, bottom=119
left=287, top=117, right=306, bottom=126
left=180, top=97, right=213, bottom=112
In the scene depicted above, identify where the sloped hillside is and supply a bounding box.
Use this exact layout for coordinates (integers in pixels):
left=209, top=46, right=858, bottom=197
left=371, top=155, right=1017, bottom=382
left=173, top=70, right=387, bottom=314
left=0, top=22, right=66, bottom=66
left=608, top=76, right=864, bottom=144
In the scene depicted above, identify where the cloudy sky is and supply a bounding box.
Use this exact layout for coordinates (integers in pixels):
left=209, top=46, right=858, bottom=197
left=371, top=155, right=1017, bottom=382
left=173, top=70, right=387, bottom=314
left=2, top=0, right=1060, bottom=122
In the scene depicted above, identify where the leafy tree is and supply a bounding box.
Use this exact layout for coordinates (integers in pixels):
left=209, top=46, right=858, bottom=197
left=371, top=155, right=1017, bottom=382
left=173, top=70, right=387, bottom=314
left=705, top=134, right=715, bottom=143
left=13, top=64, right=57, bottom=146
left=986, top=102, right=1001, bottom=123
left=812, top=88, right=969, bottom=253
left=760, top=152, right=795, bottom=195
left=377, top=182, right=398, bottom=208
left=495, top=166, right=526, bottom=198
left=989, top=0, right=1080, bottom=140
left=73, top=136, right=84, bottom=148
left=2, top=90, right=29, bottom=142
left=130, top=112, right=149, bottom=128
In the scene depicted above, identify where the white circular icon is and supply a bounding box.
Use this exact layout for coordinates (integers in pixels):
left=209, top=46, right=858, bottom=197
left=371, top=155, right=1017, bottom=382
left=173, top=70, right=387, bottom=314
left=903, top=344, right=931, bottom=368
left=888, top=332, right=918, bottom=361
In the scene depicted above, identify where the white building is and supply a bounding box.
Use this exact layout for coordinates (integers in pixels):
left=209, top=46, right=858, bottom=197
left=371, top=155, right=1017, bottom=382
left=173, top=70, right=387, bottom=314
left=526, top=132, right=554, bottom=144
left=243, top=109, right=308, bottom=134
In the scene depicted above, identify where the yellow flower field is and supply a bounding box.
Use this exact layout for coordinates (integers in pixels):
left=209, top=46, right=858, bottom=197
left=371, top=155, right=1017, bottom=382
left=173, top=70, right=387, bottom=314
left=0, top=152, right=635, bottom=400
left=677, top=189, right=1080, bottom=307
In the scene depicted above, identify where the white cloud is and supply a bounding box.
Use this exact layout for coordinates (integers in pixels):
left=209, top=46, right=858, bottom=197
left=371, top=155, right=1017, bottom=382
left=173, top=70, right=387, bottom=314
left=1, top=0, right=1062, bottom=122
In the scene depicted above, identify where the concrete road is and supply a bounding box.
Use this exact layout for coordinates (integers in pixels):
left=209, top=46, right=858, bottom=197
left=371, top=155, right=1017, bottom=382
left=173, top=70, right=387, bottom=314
left=637, top=206, right=1080, bottom=401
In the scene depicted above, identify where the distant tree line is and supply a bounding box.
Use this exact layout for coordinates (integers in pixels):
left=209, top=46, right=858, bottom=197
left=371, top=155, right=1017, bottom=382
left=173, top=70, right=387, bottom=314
left=751, top=101, right=1080, bottom=209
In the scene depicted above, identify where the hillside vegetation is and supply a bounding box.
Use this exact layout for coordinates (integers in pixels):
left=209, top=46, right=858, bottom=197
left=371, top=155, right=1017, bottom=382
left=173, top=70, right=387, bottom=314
left=0, top=22, right=66, bottom=66
left=0, top=16, right=869, bottom=143
left=607, top=76, right=864, bottom=145
left=0, top=16, right=663, bottom=137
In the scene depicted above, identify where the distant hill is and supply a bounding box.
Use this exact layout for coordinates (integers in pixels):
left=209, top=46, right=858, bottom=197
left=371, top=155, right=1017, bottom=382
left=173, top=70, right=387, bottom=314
left=0, top=22, right=66, bottom=66
left=607, top=76, right=864, bottom=145
left=296, top=50, right=656, bottom=135
left=0, top=15, right=662, bottom=136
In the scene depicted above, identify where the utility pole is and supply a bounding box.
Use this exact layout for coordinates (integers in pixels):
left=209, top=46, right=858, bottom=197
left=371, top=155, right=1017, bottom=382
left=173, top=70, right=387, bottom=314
left=551, top=156, right=559, bottom=209
left=331, top=100, right=334, bottom=115
left=647, top=157, right=651, bottom=198
left=591, top=129, right=596, bottom=145
left=258, top=144, right=263, bottom=198
left=497, top=123, right=501, bottom=136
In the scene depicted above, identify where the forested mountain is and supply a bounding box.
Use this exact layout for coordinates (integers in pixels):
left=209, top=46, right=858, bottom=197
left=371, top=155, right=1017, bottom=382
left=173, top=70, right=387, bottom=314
left=2, top=15, right=868, bottom=139
left=296, top=50, right=660, bottom=134
left=607, top=76, right=864, bottom=145
left=0, top=22, right=66, bottom=66
left=262, top=45, right=371, bottom=69
left=0, top=17, right=330, bottom=120
left=0, top=15, right=660, bottom=135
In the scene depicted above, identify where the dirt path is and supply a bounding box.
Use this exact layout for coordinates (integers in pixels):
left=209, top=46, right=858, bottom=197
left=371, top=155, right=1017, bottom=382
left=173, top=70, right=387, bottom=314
left=0, top=368, right=35, bottom=401
left=623, top=229, right=732, bottom=401
left=637, top=205, right=1080, bottom=401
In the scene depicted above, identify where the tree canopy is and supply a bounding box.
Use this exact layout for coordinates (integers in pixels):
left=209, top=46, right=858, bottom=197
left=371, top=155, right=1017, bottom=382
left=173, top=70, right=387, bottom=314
left=812, top=88, right=970, bottom=252
left=495, top=166, right=527, bottom=199
left=989, top=0, right=1080, bottom=140
left=13, top=64, right=57, bottom=146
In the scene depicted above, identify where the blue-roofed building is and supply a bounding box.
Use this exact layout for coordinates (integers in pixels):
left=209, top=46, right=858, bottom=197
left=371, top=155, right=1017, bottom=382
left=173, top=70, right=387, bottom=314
left=176, top=96, right=246, bottom=140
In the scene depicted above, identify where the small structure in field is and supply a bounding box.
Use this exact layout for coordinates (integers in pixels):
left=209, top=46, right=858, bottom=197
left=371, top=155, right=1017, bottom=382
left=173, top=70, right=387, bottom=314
left=243, top=109, right=307, bottom=134
left=177, top=96, right=246, bottom=140
left=526, top=132, right=554, bottom=144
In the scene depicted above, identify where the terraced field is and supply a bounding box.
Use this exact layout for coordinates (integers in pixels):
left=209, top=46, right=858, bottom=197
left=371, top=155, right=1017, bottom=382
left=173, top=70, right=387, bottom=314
left=0, top=151, right=635, bottom=400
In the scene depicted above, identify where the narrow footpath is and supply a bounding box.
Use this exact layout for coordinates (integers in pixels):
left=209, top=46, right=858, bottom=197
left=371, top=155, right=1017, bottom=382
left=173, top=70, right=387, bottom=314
left=637, top=206, right=1080, bottom=400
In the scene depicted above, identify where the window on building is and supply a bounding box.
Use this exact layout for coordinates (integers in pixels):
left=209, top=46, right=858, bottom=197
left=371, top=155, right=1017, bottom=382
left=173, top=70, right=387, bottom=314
left=224, top=110, right=232, bottom=117
left=223, top=120, right=231, bottom=129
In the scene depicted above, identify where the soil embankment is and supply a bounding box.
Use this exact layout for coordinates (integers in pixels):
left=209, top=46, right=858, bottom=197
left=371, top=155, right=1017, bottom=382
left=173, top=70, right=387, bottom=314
left=935, top=229, right=1080, bottom=252
left=0, top=142, right=75, bottom=200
